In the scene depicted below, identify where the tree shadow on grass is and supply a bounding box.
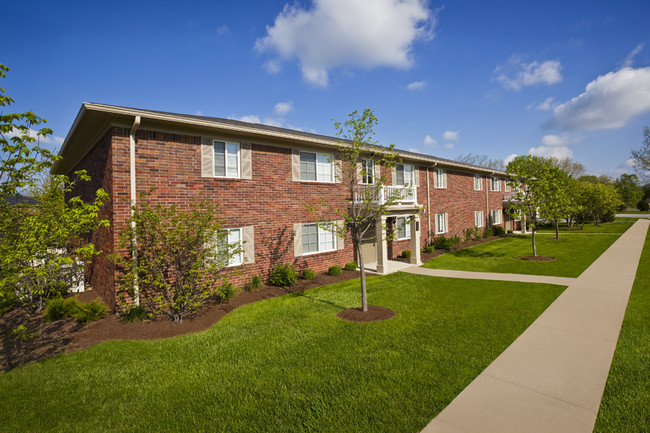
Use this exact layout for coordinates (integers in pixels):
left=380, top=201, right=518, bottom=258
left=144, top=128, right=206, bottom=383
left=288, top=291, right=347, bottom=311
left=448, top=249, right=509, bottom=259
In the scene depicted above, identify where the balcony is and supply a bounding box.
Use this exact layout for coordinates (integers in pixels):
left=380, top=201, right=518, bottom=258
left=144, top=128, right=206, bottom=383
left=352, top=185, right=417, bottom=205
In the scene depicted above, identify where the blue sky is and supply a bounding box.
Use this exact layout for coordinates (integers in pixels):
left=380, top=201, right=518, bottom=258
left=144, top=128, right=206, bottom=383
left=4, top=0, right=650, bottom=176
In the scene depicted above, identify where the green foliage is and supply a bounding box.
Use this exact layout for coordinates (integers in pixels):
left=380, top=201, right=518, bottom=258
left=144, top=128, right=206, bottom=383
left=492, top=226, right=506, bottom=236
left=214, top=281, right=237, bottom=304
left=575, top=181, right=623, bottom=226
left=463, top=226, right=480, bottom=242
left=450, top=236, right=461, bottom=247
left=71, top=300, right=107, bottom=323
left=328, top=265, right=342, bottom=276
left=113, top=190, right=232, bottom=322
left=344, top=262, right=357, bottom=271
left=244, top=274, right=263, bottom=292
left=302, top=269, right=316, bottom=280
left=11, top=324, right=37, bottom=341
left=269, top=264, right=298, bottom=287
left=120, top=305, right=150, bottom=322
left=630, top=125, right=650, bottom=175
left=44, top=297, right=106, bottom=323
left=433, top=235, right=451, bottom=250
left=423, top=245, right=435, bottom=253
left=482, top=226, right=494, bottom=238
left=507, top=229, right=514, bottom=234
left=0, top=292, right=16, bottom=316
left=614, top=173, right=643, bottom=208
left=638, top=200, right=650, bottom=211
left=400, top=250, right=411, bottom=259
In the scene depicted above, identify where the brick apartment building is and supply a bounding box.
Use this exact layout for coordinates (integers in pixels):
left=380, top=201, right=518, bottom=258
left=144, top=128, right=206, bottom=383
left=53, top=103, right=514, bottom=308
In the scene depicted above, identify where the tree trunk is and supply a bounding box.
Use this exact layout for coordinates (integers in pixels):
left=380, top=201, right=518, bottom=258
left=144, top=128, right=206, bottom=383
left=532, top=227, right=537, bottom=257
left=555, top=219, right=560, bottom=240
left=357, top=242, right=368, bottom=312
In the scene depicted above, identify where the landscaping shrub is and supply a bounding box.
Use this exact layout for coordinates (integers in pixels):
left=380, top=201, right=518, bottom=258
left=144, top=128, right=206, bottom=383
left=601, top=210, right=616, bottom=223
left=328, top=265, right=342, bottom=276
left=44, top=297, right=106, bottom=323
left=433, top=235, right=451, bottom=250
left=492, top=226, right=506, bottom=236
left=463, top=226, right=480, bottom=242
left=11, top=324, right=37, bottom=341
left=120, top=305, right=150, bottom=322
left=244, top=274, right=263, bottom=292
left=423, top=245, right=435, bottom=253
left=482, top=226, right=494, bottom=238
left=401, top=250, right=411, bottom=259
left=507, top=229, right=514, bottom=234
left=449, top=236, right=462, bottom=247
left=71, top=300, right=106, bottom=323
left=214, top=281, right=237, bottom=303
left=301, top=269, right=316, bottom=280
left=637, top=200, right=649, bottom=211
left=269, top=264, right=298, bottom=287
left=344, top=262, right=357, bottom=271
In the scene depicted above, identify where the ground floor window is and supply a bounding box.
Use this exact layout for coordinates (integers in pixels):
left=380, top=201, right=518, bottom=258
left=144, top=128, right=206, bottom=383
left=491, top=209, right=502, bottom=225
left=395, top=216, right=411, bottom=239
left=302, top=223, right=336, bottom=254
left=219, top=228, right=243, bottom=266
left=435, top=213, right=448, bottom=234
left=474, top=211, right=484, bottom=228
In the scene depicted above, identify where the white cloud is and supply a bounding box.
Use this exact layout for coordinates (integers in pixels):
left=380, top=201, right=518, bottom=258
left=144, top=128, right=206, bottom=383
left=406, top=80, right=426, bottom=90
left=621, top=43, right=644, bottom=68
left=255, top=0, right=437, bottom=87
left=610, top=158, right=647, bottom=176
left=423, top=134, right=438, bottom=147
left=442, top=130, right=459, bottom=141
left=263, top=59, right=282, bottom=74
left=545, top=67, right=650, bottom=131
left=216, top=25, right=229, bottom=35
left=273, top=101, right=293, bottom=116
left=534, top=97, right=555, bottom=111
left=504, top=153, right=518, bottom=166
left=496, top=58, right=563, bottom=90
left=528, top=134, right=579, bottom=160
left=539, top=133, right=580, bottom=147
left=233, top=115, right=262, bottom=124
left=5, top=128, right=64, bottom=147
left=443, top=143, right=454, bottom=149
left=408, top=147, right=421, bottom=153
left=195, top=110, right=203, bottom=116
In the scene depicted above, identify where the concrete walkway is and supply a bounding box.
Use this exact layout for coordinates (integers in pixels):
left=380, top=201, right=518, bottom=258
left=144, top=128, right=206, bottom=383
left=616, top=213, right=650, bottom=219
left=420, top=218, right=649, bottom=433
left=403, top=266, right=576, bottom=286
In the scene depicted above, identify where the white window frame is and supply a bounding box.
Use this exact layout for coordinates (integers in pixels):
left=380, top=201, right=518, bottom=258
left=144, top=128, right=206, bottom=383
left=505, top=182, right=511, bottom=192
left=395, top=164, right=414, bottom=186
left=491, top=177, right=501, bottom=191
left=491, top=209, right=502, bottom=225
left=301, top=223, right=336, bottom=255
left=436, top=213, right=447, bottom=234
left=219, top=228, right=243, bottom=267
left=360, top=159, right=375, bottom=185
left=300, top=151, right=333, bottom=183
left=395, top=216, right=411, bottom=240
left=213, top=140, right=240, bottom=178
left=474, top=211, right=484, bottom=228
left=473, top=174, right=482, bottom=191
left=436, top=168, right=446, bottom=189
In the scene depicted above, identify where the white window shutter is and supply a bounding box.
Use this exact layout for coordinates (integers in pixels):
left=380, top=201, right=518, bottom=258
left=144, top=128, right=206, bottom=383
left=434, top=214, right=439, bottom=234
left=444, top=213, right=449, bottom=233
left=293, top=223, right=302, bottom=257
left=201, top=137, right=214, bottom=177
left=391, top=167, right=396, bottom=186
left=443, top=171, right=448, bottom=188
left=335, top=155, right=342, bottom=183
left=337, top=220, right=345, bottom=250
left=433, top=170, right=438, bottom=188
left=242, top=226, right=255, bottom=264
left=414, top=167, right=420, bottom=186
left=292, top=149, right=301, bottom=181
left=356, top=162, right=362, bottom=184
left=241, top=143, right=252, bottom=180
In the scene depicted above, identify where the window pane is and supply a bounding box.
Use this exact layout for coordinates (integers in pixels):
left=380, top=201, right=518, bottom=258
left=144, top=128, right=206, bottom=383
left=317, top=153, right=332, bottom=182
left=437, top=169, right=444, bottom=186
left=300, top=152, right=316, bottom=181
left=226, top=142, right=239, bottom=177
left=362, top=159, right=374, bottom=184
left=214, top=141, right=226, bottom=177
left=302, top=224, right=318, bottom=253
left=318, top=225, right=334, bottom=251
left=228, top=228, right=242, bottom=266
left=396, top=165, right=405, bottom=185
left=405, top=165, right=414, bottom=185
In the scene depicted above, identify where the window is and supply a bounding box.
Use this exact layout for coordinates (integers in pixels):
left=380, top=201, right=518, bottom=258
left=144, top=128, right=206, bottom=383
left=491, top=209, right=502, bottom=225
left=436, top=213, right=447, bottom=234
left=361, top=159, right=374, bottom=184
left=491, top=177, right=501, bottom=191
left=474, top=211, right=484, bottom=228
left=395, top=164, right=414, bottom=185
left=302, top=223, right=336, bottom=254
left=436, top=169, right=446, bottom=188
left=300, top=151, right=333, bottom=182
left=219, top=228, right=243, bottom=266
left=214, top=141, right=240, bottom=178
left=505, top=182, right=511, bottom=192
left=396, top=216, right=411, bottom=239
left=473, top=174, right=482, bottom=191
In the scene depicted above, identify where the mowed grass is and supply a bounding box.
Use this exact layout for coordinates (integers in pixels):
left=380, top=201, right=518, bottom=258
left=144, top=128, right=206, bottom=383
left=423, top=233, right=621, bottom=277
left=535, top=221, right=633, bottom=234
left=0, top=273, right=565, bottom=433
left=594, top=227, right=650, bottom=432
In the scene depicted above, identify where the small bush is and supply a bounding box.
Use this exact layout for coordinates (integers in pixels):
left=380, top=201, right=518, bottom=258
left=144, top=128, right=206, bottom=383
left=302, top=269, right=316, bottom=280
left=463, top=227, right=480, bottom=242
left=482, top=226, right=494, bottom=238
left=433, top=235, right=450, bottom=250
left=492, top=226, right=505, bottom=236
left=44, top=297, right=106, bottom=323
left=0, top=292, right=17, bottom=317
left=601, top=210, right=616, bottom=223
left=71, top=300, right=107, bottom=323
left=344, top=262, right=357, bottom=271
left=213, top=281, right=237, bottom=303
left=328, top=265, right=342, bottom=276
left=11, top=324, right=37, bottom=341
left=120, top=305, right=150, bottom=322
left=269, top=264, right=298, bottom=287
left=507, top=229, right=514, bottom=234
left=449, top=236, right=462, bottom=247
left=244, top=274, right=263, bottom=292
left=423, top=245, right=434, bottom=253
left=637, top=200, right=649, bottom=211
left=401, top=250, right=411, bottom=259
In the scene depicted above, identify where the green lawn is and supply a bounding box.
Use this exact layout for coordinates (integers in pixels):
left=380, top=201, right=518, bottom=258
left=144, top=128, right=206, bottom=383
left=0, top=274, right=565, bottom=433
left=594, top=227, right=650, bottom=432
left=536, top=221, right=633, bottom=234
left=423, top=233, right=621, bottom=277
left=616, top=217, right=643, bottom=221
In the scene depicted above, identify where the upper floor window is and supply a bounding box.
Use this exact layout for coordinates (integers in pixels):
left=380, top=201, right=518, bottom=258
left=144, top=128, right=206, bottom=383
left=435, top=168, right=447, bottom=188
left=491, top=177, right=501, bottom=191
left=361, top=159, right=374, bottom=184
left=396, top=216, right=411, bottom=239
left=214, top=141, right=240, bottom=178
left=396, top=164, right=414, bottom=186
left=218, top=228, right=243, bottom=267
left=300, top=152, right=333, bottom=182
left=473, top=174, right=482, bottom=191
left=505, top=182, right=512, bottom=192
left=302, top=223, right=336, bottom=254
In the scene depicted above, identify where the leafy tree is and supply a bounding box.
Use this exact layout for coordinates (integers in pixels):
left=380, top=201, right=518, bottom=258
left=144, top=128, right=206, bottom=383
left=631, top=126, right=650, bottom=180
left=577, top=182, right=622, bottom=226
left=614, top=173, right=643, bottom=208
left=114, top=190, right=237, bottom=322
left=309, top=109, right=402, bottom=313
left=551, top=157, right=586, bottom=178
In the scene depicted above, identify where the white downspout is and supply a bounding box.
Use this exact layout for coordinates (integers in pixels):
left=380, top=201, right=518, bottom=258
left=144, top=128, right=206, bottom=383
left=130, top=116, right=141, bottom=306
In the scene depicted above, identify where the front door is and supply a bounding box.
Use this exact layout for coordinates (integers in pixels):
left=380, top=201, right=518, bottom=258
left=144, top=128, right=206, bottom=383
left=359, top=225, right=378, bottom=264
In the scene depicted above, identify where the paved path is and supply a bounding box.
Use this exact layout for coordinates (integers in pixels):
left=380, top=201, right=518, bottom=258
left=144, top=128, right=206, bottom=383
left=616, top=213, right=650, bottom=219
left=419, top=219, right=649, bottom=433
left=403, top=266, right=576, bottom=286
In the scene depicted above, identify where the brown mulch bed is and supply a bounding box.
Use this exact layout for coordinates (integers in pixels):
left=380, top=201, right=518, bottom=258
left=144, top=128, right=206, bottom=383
left=337, top=305, right=395, bottom=322
left=0, top=270, right=364, bottom=373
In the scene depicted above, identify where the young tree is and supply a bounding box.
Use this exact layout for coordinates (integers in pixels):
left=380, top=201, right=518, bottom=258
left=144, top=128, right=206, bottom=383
left=579, top=182, right=622, bottom=226
left=309, top=109, right=402, bottom=313
left=614, top=173, right=643, bottom=208
left=114, top=190, right=237, bottom=322
left=631, top=126, right=650, bottom=180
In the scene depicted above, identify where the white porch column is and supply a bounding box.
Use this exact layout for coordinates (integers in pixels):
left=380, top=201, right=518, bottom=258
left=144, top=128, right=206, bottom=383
left=409, top=215, right=422, bottom=265
left=376, top=216, right=388, bottom=274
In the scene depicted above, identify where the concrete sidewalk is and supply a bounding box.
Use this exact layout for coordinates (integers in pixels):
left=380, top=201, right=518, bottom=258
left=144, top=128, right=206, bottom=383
left=420, top=218, right=649, bottom=433
left=403, top=266, right=576, bottom=286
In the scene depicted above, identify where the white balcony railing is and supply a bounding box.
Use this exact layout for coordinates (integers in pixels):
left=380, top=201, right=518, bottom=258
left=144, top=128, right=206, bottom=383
left=352, top=185, right=417, bottom=205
